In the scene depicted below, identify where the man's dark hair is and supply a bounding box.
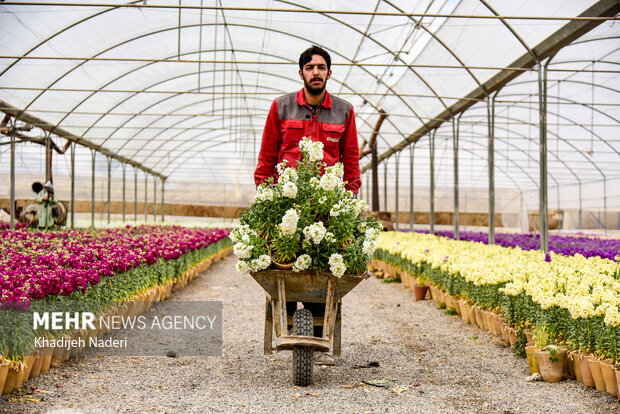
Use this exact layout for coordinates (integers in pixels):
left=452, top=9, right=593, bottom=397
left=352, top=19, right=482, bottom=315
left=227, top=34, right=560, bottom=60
left=299, top=45, right=331, bottom=70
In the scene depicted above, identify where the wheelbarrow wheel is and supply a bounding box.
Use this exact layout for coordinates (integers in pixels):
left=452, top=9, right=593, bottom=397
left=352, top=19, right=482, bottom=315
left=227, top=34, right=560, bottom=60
left=292, top=308, right=314, bottom=386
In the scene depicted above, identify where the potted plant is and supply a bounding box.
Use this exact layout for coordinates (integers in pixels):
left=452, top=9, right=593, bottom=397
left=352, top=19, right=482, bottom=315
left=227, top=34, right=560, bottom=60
left=535, top=344, right=567, bottom=383
left=588, top=353, right=608, bottom=392
left=0, top=357, right=8, bottom=395
left=413, top=274, right=429, bottom=301
left=231, top=137, right=382, bottom=277
left=533, top=324, right=566, bottom=382
left=598, top=356, right=617, bottom=396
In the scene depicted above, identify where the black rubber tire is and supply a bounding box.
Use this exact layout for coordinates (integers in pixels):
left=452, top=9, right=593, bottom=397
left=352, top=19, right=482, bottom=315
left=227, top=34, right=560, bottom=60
left=292, top=308, right=314, bottom=386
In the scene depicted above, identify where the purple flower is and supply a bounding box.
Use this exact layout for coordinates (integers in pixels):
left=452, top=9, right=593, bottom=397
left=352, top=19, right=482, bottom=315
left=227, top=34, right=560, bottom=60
left=405, top=229, right=619, bottom=262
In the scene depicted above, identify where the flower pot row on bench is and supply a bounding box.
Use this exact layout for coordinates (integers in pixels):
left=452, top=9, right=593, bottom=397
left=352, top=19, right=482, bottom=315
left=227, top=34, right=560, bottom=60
left=370, top=258, right=620, bottom=399
left=0, top=246, right=232, bottom=395
left=525, top=344, right=620, bottom=398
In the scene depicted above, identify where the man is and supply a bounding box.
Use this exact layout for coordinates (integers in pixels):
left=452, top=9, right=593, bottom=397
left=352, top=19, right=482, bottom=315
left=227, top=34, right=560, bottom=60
left=254, top=46, right=361, bottom=366
left=254, top=45, right=361, bottom=194
left=36, top=181, right=57, bottom=230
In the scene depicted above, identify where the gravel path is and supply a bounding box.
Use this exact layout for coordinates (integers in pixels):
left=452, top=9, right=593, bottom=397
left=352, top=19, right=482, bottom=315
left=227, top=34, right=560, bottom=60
left=2, top=255, right=617, bottom=414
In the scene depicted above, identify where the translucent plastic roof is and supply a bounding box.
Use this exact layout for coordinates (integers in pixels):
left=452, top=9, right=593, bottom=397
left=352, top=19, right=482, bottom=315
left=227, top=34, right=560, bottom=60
left=0, top=0, right=619, bottom=202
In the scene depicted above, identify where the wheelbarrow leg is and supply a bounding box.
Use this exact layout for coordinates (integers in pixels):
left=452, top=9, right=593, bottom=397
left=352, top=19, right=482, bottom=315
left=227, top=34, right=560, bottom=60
left=264, top=296, right=273, bottom=355
left=333, top=301, right=342, bottom=357
left=322, top=276, right=337, bottom=339
left=276, top=275, right=288, bottom=337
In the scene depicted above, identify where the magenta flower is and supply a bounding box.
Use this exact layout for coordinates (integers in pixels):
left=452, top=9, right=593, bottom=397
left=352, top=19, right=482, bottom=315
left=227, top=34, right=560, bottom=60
left=0, top=225, right=231, bottom=303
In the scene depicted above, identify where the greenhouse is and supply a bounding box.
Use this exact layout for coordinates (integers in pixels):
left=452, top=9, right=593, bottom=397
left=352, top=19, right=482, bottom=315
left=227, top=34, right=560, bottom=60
left=1, top=1, right=619, bottom=412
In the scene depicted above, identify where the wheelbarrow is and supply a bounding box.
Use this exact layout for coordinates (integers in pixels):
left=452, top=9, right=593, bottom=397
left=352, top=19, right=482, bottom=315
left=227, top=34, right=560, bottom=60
left=251, top=269, right=369, bottom=386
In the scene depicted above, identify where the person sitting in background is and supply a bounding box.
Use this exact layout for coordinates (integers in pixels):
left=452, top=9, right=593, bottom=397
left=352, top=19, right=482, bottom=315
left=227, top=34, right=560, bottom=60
left=36, top=181, right=57, bottom=230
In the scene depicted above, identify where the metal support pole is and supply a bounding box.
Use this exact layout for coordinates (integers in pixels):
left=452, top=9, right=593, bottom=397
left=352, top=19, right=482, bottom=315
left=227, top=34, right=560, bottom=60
left=134, top=168, right=138, bottom=221
left=365, top=172, right=370, bottom=203
left=161, top=178, right=165, bottom=222
left=453, top=115, right=461, bottom=240
left=520, top=191, right=526, bottom=233
left=154, top=178, right=157, bottom=222
left=395, top=153, right=400, bottom=231
left=107, top=157, right=111, bottom=224
left=70, top=142, right=75, bottom=229
left=122, top=164, right=126, bottom=223
left=409, top=143, right=414, bottom=232
left=604, top=177, right=608, bottom=235
left=91, top=150, right=95, bottom=228
left=9, top=118, right=16, bottom=230
left=370, top=110, right=387, bottom=212
left=578, top=182, right=582, bottom=230
left=430, top=130, right=436, bottom=235
left=144, top=174, right=148, bottom=222
left=45, top=131, right=51, bottom=183
left=383, top=160, right=388, bottom=213
left=488, top=92, right=498, bottom=245
left=538, top=57, right=554, bottom=253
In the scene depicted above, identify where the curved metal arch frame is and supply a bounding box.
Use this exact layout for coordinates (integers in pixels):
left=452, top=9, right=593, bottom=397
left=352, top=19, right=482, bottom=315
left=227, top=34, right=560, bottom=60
left=100, top=64, right=395, bottom=158
left=393, top=138, right=531, bottom=192
left=3, top=1, right=616, bottom=186
left=0, top=0, right=144, bottom=78
left=551, top=59, right=620, bottom=67
left=55, top=47, right=296, bottom=138
left=448, top=110, right=608, bottom=182
left=127, top=78, right=421, bottom=167
left=489, top=96, right=620, bottom=158
left=18, top=21, right=421, bottom=159
left=44, top=27, right=412, bottom=163
left=397, top=101, right=610, bottom=191
left=443, top=118, right=578, bottom=188
left=504, top=77, right=620, bottom=97
left=363, top=2, right=619, bottom=173
left=381, top=0, right=485, bottom=92
left=162, top=137, right=245, bottom=179
left=278, top=0, right=452, bottom=111
left=415, top=129, right=541, bottom=189
left=94, top=70, right=293, bottom=151
left=134, top=100, right=274, bottom=170
left=465, top=89, right=620, bottom=157
left=478, top=0, right=538, bottom=61
left=100, top=69, right=383, bottom=162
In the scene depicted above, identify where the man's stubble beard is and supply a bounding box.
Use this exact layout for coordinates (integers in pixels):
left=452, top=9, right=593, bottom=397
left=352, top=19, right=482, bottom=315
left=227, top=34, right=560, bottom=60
left=303, top=76, right=328, bottom=96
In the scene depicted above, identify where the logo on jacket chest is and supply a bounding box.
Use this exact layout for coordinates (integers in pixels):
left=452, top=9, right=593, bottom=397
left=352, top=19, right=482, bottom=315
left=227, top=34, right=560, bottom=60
left=326, top=137, right=340, bottom=143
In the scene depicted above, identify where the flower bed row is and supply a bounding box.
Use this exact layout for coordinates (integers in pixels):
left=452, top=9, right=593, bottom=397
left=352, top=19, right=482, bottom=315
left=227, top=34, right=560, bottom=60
left=1, top=225, right=230, bottom=302
left=373, top=231, right=620, bottom=395
left=411, top=229, right=620, bottom=261
left=373, top=258, right=620, bottom=396
left=0, top=225, right=232, bottom=394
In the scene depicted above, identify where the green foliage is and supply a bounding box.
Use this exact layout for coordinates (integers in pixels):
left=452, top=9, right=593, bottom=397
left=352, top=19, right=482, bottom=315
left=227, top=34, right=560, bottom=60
left=382, top=277, right=401, bottom=284
left=514, top=327, right=528, bottom=358
left=270, top=231, right=301, bottom=264
left=543, top=345, right=559, bottom=362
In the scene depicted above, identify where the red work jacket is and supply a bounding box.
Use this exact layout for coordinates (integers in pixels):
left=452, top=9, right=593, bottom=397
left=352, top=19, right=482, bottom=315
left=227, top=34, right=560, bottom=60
left=254, top=88, right=361, bottom=193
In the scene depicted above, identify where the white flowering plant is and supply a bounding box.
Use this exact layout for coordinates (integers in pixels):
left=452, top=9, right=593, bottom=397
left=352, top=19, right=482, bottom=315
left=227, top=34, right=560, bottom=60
left=231, top=137, right=382, bottom=277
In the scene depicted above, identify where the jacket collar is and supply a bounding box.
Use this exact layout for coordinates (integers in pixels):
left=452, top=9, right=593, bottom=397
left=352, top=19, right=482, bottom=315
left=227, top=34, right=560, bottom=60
left=296, top=88, right=332, bottom=109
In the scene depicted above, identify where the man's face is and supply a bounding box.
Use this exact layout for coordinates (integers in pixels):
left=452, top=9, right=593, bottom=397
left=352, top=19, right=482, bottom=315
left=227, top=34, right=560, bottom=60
left=299, top=54, right=331, bottom=96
